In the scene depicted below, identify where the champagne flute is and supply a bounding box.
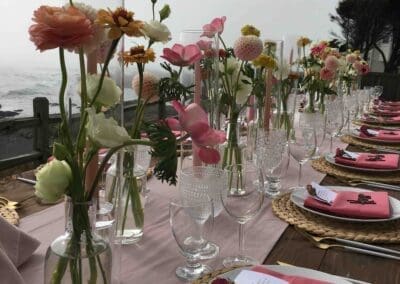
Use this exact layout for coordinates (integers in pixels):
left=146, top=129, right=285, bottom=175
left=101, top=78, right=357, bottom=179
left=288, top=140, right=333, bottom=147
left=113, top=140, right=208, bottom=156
left=221, top=164, right=264, bottom=267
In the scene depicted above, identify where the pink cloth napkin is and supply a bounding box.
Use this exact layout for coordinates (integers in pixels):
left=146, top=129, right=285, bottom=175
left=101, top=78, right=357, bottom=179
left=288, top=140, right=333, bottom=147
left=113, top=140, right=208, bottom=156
left=304, top=191, right=390, bottom=219
left=0, top=216, right=40, bottom=283
left=335, top=152, right=399, bottom=169
left=251, top=266, right=331, bottom=284
left=373, top=108, right=400, bottom=116
left=359, top=127, right=400, bottom=142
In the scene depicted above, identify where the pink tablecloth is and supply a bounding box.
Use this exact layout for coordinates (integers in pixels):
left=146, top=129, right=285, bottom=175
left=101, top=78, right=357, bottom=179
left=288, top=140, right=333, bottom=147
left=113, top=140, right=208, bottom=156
left=18, top=139, right=345, bottom=283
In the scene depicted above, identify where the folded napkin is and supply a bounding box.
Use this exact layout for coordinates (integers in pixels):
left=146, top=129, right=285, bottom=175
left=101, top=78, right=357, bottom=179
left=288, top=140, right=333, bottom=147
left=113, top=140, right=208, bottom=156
left=304, top=190, right=390, bottom=219
left=359, top=126, right=400, bottom=141
left=373, top=108, right=400, bottom=116
left=251, top=266, right=331, bottom=284
left=385, top=115, right=400, bottom=122
left=335, top=149, right=399, bottom=169
left=0, top=216, right=40, bottom=283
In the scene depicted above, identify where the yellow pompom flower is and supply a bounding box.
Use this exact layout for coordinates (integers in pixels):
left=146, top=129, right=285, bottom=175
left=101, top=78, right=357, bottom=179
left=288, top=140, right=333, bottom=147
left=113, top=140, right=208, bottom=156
left=241, top=25, right=260, bottom=37
left=252, top=54, right=277, bottom=69
left=297, top=36, right=311, bottom=47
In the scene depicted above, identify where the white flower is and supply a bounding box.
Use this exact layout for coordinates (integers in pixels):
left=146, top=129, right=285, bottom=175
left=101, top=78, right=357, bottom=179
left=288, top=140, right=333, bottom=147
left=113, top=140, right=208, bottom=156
left=86, top=108, right=131, bottom=148
left=81, top=74, right=122, bottom=107
left=141, top=20, right=171, bottom=43
left=34, top=159, right=72, bottom=202
left=235, top=80, right=252, bottom=105
left=219, top=57, right=240, bottom=76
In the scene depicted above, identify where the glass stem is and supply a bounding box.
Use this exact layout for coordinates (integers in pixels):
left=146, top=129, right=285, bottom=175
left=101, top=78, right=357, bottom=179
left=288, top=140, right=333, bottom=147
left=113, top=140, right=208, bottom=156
left=330, top=135, right=333, bottom=153
left=298, top=162, right=303, bottom=187
left=238, top=223, right=245, bottom=257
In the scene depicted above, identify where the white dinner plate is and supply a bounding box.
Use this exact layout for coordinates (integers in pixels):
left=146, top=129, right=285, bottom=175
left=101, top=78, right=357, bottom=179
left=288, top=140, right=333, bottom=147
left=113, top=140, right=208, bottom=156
left=290, top=186, right=400, bottom=223
left=211, top=264, right=354, bottom=284
left=324, top=153, right=400, bottom=173
left=350, top=129, right=400, bottom=144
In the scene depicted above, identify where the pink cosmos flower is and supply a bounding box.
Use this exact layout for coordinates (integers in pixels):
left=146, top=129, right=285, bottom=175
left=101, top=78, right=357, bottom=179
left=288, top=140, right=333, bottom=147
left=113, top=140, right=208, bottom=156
left=161, top=44, right=202, bottom=67
left=324, top=55, right=339, bottom=71
left=197, top=40, right=213, bottom=51
left=201, top=16, right=227, bottom=38
left=165, top=101, right=226, bottom=164
left=320, top=67, right=335, bottom=81
left=29, top=5, right=94, bottom=52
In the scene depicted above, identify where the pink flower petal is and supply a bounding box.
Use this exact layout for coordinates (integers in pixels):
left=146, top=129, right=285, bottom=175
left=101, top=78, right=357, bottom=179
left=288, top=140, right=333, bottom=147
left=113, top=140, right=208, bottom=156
left=195, top=146, right=221, bottom=164
left=182, top=44, right=202, bottom=65
left=171, top=44, right=185, bottom=57
left=171, top=100, right=186, bottom=116
left=161, top=48, right=182, bottom=65
left=165, top=117, right=182, bottom=131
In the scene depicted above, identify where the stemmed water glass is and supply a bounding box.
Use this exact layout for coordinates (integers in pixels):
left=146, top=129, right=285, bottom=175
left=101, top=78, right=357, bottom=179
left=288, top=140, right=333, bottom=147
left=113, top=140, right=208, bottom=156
left=289, top=113, right=317, bottom=189
left=221, top=163, right=265, bottom=267
left=343, top=92, right=359, bottom=133
left=255, top=129, right=288, bottom=197
left=325, top=96, right=344, bottom=152
left=179, top=166, right=227, bottom=259
left=373, top=85, right=384, bottom=100
left=169, top=198, right=214, bottom=281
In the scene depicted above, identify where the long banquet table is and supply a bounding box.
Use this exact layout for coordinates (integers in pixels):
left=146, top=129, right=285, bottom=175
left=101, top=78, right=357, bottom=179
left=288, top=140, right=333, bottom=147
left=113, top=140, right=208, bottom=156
left=3, top=140, right=400, bottom=284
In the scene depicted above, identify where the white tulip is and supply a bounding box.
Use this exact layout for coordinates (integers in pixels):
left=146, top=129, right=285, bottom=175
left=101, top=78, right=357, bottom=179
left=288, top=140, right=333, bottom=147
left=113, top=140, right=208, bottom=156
left=235, top=80, right=252, bottom=105
left=86, top=108, right=131, bottom=148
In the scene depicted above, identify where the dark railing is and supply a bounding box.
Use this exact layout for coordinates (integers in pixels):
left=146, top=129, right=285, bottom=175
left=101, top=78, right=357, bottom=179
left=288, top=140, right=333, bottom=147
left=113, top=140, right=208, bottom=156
left=0, top=98, right=174, bottom=170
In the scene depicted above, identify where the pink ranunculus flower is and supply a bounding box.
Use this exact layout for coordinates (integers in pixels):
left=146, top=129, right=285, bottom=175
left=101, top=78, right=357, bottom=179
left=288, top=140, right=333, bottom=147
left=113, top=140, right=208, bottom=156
left=324, top=55, right=339, bottom=71
left=320, top=67, right=335, bottom=81
left=165, top=101, right=226, bottom=164
left=29, top=5, right=94, bottom=52
left=310, top=42, right=328, bottom=58
left=353, top=60, right=370, bottom=75
left=201, top=16, right=227, bottom=38
left=161, top=43, right=202, bottom=67
left=346, top=53, right=357, bottom=64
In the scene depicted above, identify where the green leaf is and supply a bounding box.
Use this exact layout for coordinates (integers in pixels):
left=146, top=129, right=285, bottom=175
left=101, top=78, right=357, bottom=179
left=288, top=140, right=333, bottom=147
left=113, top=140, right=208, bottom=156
left=53, top=142, right=70, bottom=161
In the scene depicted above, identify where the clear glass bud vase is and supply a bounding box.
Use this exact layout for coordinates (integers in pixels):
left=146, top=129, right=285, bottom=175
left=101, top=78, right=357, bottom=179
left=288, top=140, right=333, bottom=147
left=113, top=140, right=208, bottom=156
left=114, top=145, right=149, bottom=245
left=44, top=197, right=112, bottom=284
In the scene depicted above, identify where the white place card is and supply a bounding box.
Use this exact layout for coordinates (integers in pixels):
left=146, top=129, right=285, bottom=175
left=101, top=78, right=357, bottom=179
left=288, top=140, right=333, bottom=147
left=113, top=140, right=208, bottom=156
left=343, top=150, right=360, bottom=159
left=366, top=129, right=379, bottom=136
left=234, top=270, right=289, bottom=284
left=311, top=182, right=338, bottom=205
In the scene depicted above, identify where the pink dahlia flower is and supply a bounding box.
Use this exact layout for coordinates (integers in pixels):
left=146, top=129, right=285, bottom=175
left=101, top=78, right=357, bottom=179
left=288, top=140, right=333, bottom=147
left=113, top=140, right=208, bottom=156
left=233, top=35, right=263, bottom=61
left=346, top=53, right=358, bottom=64
left=310, top=42, right=328, bottom=58
left=161, top=43, right=202, bottom=67
left=201, top=16, right=227, bottom=38
left=132, top=72, right=159, bottom=103
left=165, top=101, right=226, bottom=164
left=29, top=5, right=94, bottom=52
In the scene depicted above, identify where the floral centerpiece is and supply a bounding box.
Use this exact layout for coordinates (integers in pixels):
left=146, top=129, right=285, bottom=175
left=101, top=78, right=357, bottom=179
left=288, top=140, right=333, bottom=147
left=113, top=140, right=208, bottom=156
left=338, top=49, right=370, bottom=95
left=201, top=17, right=263, bottom=168
left=29, top=2, right=178, bottom=282
left=297, top=38, right=339, bottom=112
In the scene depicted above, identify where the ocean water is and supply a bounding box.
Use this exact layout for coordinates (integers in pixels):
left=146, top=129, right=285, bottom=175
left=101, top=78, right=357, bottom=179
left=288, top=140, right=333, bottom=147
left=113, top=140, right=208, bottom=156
left=0, top=67, right=136, bottom=119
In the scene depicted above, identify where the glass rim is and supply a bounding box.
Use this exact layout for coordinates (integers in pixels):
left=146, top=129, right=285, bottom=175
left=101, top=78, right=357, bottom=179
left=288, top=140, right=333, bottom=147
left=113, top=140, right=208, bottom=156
left=169, top=196, right=213, bottom=208
left=180, top=166, right=225, bottom=175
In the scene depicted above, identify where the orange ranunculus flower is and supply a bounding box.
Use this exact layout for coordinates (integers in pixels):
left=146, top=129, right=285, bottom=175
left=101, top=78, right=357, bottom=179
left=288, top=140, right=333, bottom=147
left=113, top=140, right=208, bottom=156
left=29, top=5, right=94, bottom=52
left=120, top=46, right=156, bottom=65
left=96, top=7, right=143, bottom=40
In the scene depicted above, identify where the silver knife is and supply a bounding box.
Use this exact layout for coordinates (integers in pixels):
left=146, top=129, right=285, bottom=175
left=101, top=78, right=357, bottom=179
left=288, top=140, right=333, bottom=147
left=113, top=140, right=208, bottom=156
left=359, top=180, right=400, bottom=192
left=16, top=177, right=36, bottom=185
left=330, top=237, right=400, bottom=256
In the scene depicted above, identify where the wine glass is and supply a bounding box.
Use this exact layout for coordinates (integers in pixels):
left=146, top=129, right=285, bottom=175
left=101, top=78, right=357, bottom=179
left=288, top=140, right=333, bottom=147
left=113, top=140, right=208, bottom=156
left=289, top=113, right=317, bottom=189
left=179, top=166, right=227, bottom=259
left=255, top=129, right=288, bottom=197
left=169, top=198, right=214, bottom=281
left=221, top=163, right=265, bottom=267
left=343, top=92, right=358, bottom=134
left=373, top=85, right=384, bottom=100
left=325, top=96, right=344, bottom=152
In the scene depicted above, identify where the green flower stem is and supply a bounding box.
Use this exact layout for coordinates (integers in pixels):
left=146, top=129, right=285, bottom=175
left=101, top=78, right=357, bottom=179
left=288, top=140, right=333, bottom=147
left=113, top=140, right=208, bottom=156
left=75, top=39, right=120, bottom=157
left=76, top=50, right=88, bottom=161
left=58, top=48, right=73, bottom=153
